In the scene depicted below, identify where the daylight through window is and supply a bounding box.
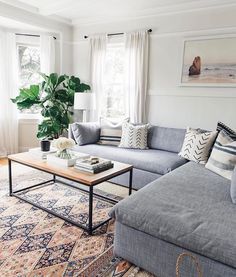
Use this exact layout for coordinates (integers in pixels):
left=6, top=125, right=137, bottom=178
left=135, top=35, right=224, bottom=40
left=101, top=43, right=126, bottom=119
left=17, top=44, right=40, bottom=114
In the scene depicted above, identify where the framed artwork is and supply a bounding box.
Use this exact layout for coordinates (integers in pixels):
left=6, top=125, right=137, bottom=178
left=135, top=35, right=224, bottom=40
left=180, top=35, right=236, bottom=87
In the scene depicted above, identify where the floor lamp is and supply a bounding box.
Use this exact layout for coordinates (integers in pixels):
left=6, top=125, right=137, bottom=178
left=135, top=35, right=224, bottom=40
left=74, top=93, right=92, bottom=122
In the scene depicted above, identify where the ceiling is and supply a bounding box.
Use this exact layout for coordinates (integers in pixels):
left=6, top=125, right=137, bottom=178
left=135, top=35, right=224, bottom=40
left=1, top=0, right=236, bottom=26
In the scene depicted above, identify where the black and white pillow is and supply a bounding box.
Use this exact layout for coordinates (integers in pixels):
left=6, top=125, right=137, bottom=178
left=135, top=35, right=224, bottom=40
left=206, top=130, right=236, bottom=180
left=98, top=117, right=129, bottom=146
left=216, top=121, right=236, bottom=140
left=179, top=127, right=218, bottom=164
left=119, top=122, right=149, bottom=150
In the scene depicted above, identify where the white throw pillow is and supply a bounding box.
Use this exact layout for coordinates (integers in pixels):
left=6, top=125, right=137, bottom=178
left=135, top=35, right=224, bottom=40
left=179, top=127, right=218, bottom=164
left=98, top=117, right=129, bottom=146
left=119, top=122, right=149, bottom=150
left=206, top=130, right=236, bottom=180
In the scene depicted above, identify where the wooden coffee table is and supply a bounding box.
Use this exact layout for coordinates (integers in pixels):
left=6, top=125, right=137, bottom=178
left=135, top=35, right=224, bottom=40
left=8, top=152, right=133, bottom=235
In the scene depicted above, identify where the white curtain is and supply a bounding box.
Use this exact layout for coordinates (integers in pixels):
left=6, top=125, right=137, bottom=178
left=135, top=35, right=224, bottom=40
left=40, top=35, right=56, bottom=74
left=125, top=30, right=149, bottom=123
left=0, top=31, right=18, bottom=157
left=89, top=34, right=107, bottom=121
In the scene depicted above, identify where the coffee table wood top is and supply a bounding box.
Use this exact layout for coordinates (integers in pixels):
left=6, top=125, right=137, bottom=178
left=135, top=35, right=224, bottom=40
left=8, top=152, right=133, bottom=186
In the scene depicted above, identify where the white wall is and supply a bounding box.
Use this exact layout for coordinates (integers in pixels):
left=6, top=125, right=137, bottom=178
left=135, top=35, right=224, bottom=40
left=73, top=5, right=236, bottom=130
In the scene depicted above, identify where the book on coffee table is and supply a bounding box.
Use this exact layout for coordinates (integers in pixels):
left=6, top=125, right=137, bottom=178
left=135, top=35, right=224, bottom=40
left=74, top=157, right=114, bottom=174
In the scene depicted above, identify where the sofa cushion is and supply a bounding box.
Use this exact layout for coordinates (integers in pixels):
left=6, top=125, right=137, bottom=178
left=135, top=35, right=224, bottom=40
left=110, top=162, right=236, bottom=269
left=71, top=122, right=100, bottom=145
left=148, top=126, right=186, bottom=153
left=73, top=144, right=187, bottom=175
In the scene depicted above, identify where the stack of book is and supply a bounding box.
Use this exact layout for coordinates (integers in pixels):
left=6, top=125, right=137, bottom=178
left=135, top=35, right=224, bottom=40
left=74, top=157, right=114, bottom=174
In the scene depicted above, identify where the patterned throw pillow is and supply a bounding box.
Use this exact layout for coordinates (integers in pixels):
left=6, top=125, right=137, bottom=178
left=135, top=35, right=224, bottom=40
left=119, top=122, right=149, bottom=150
left=98, top=117, right=129, bottom=146
left=216, top=121, right=236, bottom=140
left=206, top=130, right=236, bottom=180
left=179, top=127, right=218, bottom=164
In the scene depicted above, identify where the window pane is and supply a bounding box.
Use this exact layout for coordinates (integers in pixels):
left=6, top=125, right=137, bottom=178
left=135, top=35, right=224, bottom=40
left=18, top=45, right=40, bottom=114
left=102, top=44, right=125, bottom=119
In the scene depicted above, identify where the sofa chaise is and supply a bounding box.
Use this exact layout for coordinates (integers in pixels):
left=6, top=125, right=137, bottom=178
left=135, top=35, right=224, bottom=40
left=110, top=162, right=236, bottom=276
left=69, top=124, right=187, bottom=190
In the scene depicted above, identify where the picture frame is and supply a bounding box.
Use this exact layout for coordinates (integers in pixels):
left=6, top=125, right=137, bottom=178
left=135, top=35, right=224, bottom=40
left=180, top=34, right=236, bottom=87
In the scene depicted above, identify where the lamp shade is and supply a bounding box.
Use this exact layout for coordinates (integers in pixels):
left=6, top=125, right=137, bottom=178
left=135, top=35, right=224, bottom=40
left=74, top=93, right=92, bottom=110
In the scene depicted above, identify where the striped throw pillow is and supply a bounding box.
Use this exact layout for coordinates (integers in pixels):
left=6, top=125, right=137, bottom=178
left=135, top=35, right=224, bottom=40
left=98, top=117, right=129, bottom=146
left=206, top=130, right=236, bottom=180
left=216, top=121, right=236, bottom=140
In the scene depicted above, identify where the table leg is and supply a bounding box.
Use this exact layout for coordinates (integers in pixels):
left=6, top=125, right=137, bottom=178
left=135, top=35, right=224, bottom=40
left=129, top=168, right=133, bottom=195
left=53, top=174, right=56, bottom=182
left=88, top=186, right=93, bottom=235
left=8, top=159, right=12, bottom=196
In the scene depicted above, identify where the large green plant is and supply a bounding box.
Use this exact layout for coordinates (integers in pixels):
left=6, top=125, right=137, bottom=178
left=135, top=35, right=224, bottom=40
left=11, top=73, right=90, bottom=139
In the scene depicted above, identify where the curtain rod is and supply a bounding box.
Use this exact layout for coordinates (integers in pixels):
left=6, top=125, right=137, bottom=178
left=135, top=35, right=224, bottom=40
left=15, top=33, right=57, bottom=40
left=84, top=28, right=152, bottom=39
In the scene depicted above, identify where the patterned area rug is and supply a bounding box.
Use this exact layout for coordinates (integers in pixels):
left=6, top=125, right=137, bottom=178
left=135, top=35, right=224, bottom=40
left=0, top=166, right=152, bottom=276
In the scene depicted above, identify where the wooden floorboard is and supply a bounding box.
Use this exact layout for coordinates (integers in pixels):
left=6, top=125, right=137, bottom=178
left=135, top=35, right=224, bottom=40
left=0, top=158, right=8, bottom=166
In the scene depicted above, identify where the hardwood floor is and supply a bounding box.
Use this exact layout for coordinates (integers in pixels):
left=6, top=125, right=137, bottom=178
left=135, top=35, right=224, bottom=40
left=0, top=158, right=8, bottom=166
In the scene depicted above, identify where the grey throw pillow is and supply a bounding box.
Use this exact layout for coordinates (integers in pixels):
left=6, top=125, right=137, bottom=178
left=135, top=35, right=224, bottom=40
left=230, top=167, right=236, bottom=204
left=71, top=122, right=100, bottom=146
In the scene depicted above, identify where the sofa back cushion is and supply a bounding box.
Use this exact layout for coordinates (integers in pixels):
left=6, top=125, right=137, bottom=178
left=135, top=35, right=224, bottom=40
left=148, top=126, right=186, bottom=153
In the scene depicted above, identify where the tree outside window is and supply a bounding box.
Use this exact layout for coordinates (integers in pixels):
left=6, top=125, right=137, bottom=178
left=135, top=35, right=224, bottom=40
left=17, top=44, right=40, bottom=114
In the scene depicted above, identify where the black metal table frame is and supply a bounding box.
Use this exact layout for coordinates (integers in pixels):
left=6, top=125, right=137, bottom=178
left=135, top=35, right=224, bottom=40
left=8, top=159, right=133, bottom=235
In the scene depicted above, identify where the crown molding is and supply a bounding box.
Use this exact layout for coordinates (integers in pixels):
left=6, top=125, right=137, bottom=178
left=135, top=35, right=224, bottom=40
left=0, top=0, right=72, bottom=26
left=72, top=0, right=236, bottom=27
left=48, top=15, right=72, bottom=25
left=0, top=0, right=38, bottom=13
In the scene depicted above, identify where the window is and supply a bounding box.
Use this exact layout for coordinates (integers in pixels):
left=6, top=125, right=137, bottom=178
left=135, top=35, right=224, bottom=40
left=17, top=44, right=41, bottom=114
left=101, top=43, right=125, bottom=119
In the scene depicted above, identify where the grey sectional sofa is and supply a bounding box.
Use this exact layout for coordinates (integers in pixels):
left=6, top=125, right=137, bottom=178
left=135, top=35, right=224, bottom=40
left=70, top=123, right=236, bottom=276
left=69, top=124, right=187, bottom=190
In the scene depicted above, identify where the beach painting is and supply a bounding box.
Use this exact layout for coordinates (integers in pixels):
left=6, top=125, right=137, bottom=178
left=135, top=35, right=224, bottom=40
left=181, top=36, right=236, bottom=86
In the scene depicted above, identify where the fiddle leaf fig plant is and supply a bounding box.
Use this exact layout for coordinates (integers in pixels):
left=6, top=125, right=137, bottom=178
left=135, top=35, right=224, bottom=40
left=11, top=73, right=90, bottom=139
